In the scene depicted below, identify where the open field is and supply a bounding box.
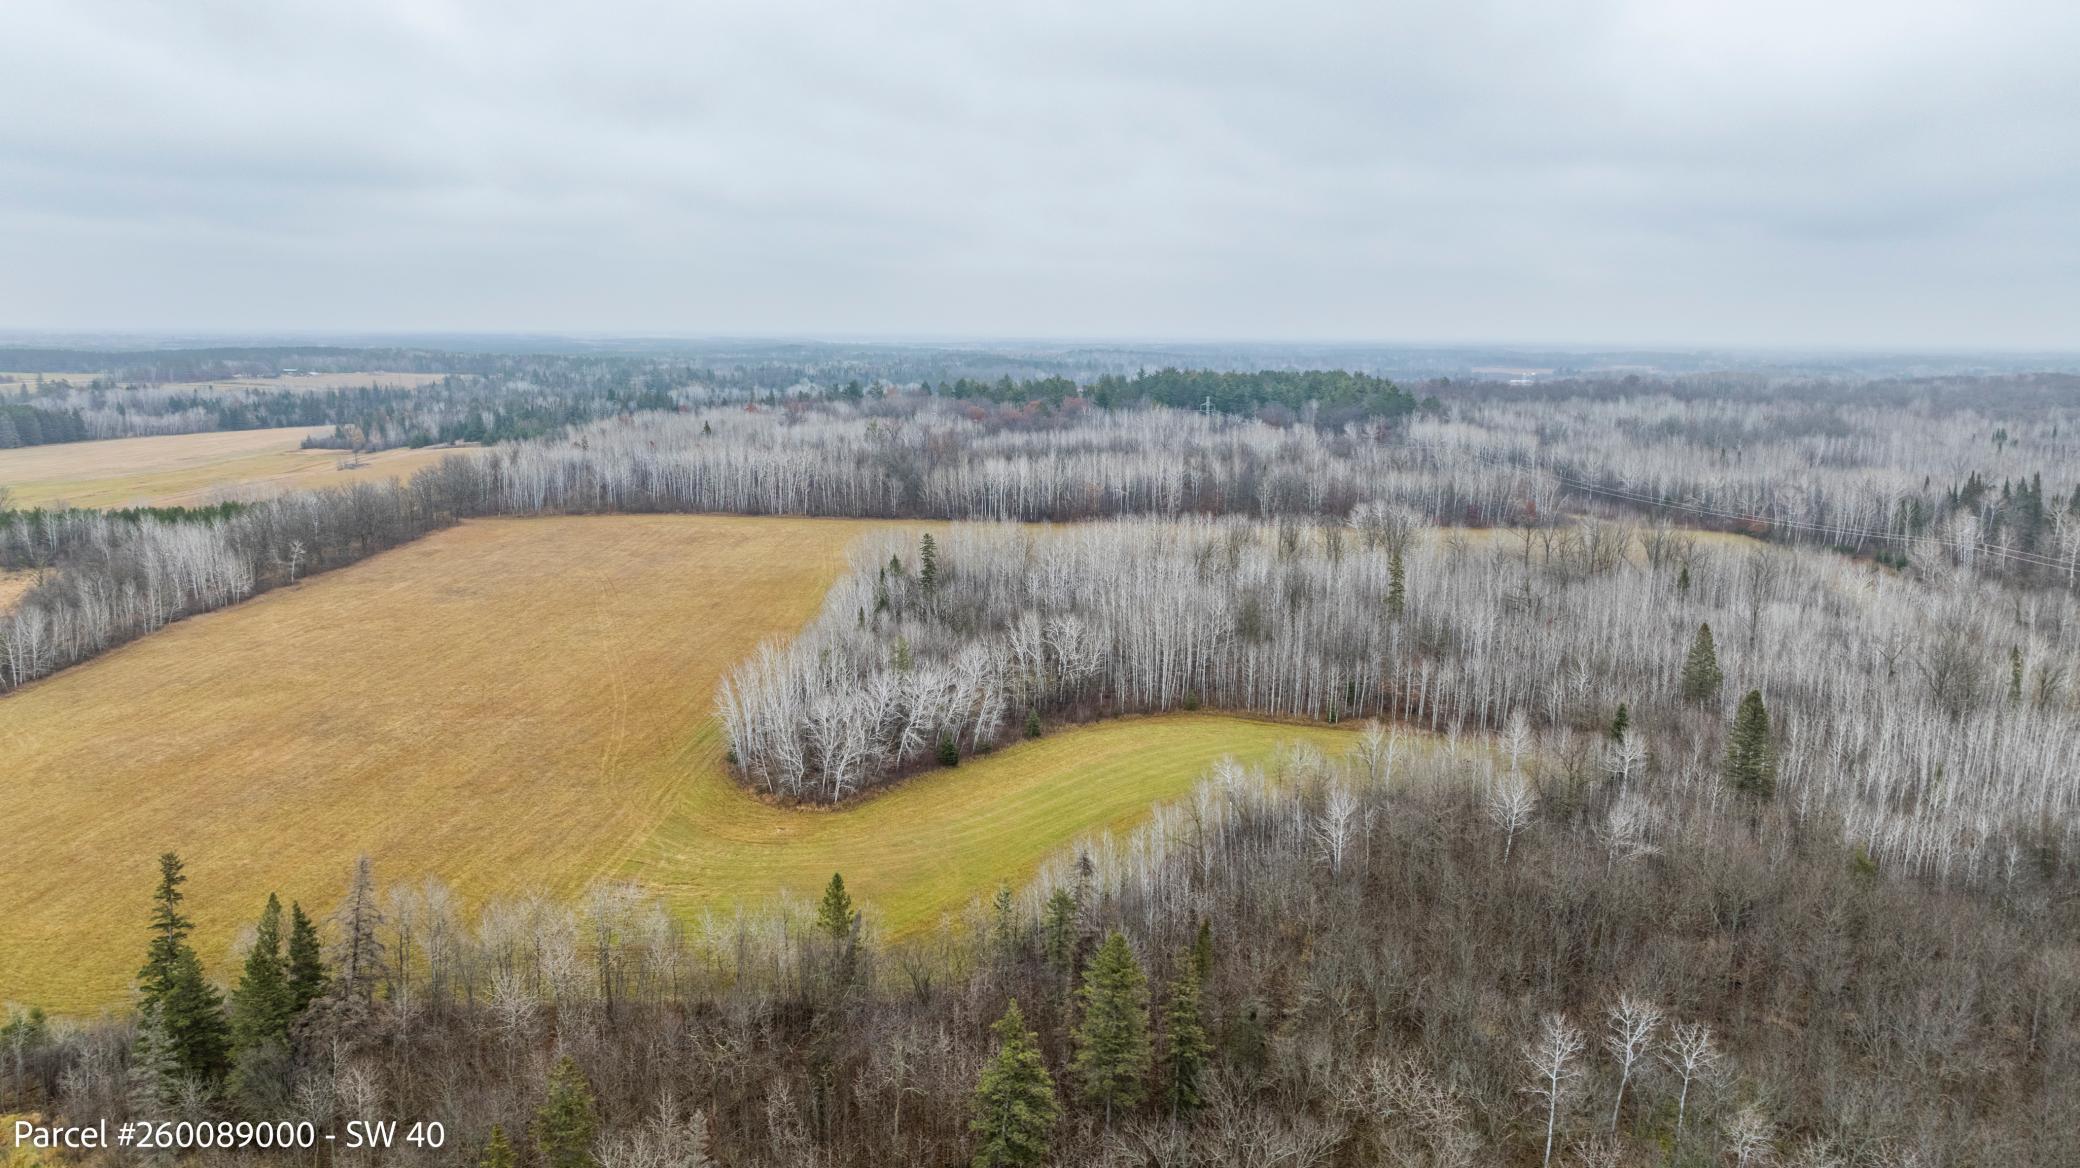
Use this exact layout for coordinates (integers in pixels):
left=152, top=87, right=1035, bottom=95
left=0, top=515, right=1344, bottom=1011
left=0, top=426, right=474, bottom=509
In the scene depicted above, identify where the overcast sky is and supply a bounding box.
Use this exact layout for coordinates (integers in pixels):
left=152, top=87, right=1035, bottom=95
left=4, top=0, right=2076, bottom=348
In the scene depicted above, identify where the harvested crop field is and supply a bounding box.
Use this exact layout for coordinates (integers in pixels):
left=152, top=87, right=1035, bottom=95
left=0, top=515, right=1342, bottom=1011
left=0, top=426, right=474, bottom=509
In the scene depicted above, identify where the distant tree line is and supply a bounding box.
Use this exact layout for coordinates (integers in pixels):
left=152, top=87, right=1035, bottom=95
left=0, top=402, right=91, bottom=448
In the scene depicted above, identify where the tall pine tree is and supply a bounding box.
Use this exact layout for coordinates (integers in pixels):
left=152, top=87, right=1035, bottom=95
left=1071, top=932, right=1152, bottom=1124
left=1725, top=689, right=1775, bottom=800
left=230, top=893, right=294, bottom=1050
left=135, top=853, right=231, bottom=1084
left=286, top=902, right=327, bottom=1012
left=1680, top=622, right=1724, bottom=702
left=969, top=999, right=1058, bottom=1168
left=919, top=533, right=941, bottom=595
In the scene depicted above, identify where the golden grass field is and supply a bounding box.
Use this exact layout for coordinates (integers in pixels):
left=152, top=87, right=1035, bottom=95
left=0, top=516, right=1345, bottom=1012
left=0, top=426, right=473, bottom=509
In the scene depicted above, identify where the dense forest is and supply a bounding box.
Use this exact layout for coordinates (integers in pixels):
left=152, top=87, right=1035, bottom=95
left=4, top=739, right=2073, bottom=1165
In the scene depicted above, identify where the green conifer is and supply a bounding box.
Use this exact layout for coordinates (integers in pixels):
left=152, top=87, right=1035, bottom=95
left=1159, top=956, right=1210, bottom=1118
left=1609, top=703, right=1630, bottom=742
left=920, top=533, right=941, bottom=594
left=533, top=1056, right=600, bottom=1168
left=481, top=1125, right=518, bottom=1168
left=1680, top=622, right=1723, bottom=702
left=1385, top=545, right=1407, bottom=621
left=286, top=902, right=327, bottom=1012
left=969, top=999, right=1059, bottom=1168
left=230, top=893, right=293, bottom=1050
left=1071, top=931, right=1152, bottom=1123
left=815, top=873, right=855, bottom=942
left=1725, top=689, right=1775, bottom=800
left=1041, top=889, right=1077, bottom=973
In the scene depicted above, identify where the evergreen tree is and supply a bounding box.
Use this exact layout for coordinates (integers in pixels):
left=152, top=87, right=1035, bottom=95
left=158, top=949, right=232, bottom=1082
left=481, top=1125, right=518, bottom=1168
left=1680, top=622, right=1723, bottom=702
left=286, top=902, right=327, bottom=1011
left=1609, top=703, right=1630, bottom=742
left=533, top=1056, right=601, bottom=1168
left=230, top=894, right=294, bottom=1050
left=969, top=999, right=1059, bottom=1168
left=938, top=733, right=961, bottom=767
left=1190, top=920, right=1214, bottom=985
left=1159, top=956, right=1210, bottom=1118
left=1385, top=544, right=1407, bottom=621
left=1071, top=932, right=1152, bottom=1123
left=1725, top=689, right=1775, bottom=800
left=1676, top=563, right=1691, bottom=595
left=138, top=852, right=195, bottom=1014
left=2011, top=647, right=2025, bottom=704
left=815, top=872, right=855, bottom=942
left=991, top=883, right=1018, bottom=955
left=134, top=853, right=231, bottom=1083
left=1025, top=709, right=1043, bottom=739
left=1041, top=889, right=1077, bottom=973
left=920, top=533, right=941, bottom=594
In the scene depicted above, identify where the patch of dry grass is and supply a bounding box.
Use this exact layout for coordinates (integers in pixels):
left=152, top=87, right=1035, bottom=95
left=0, top=427, right=475, bottom=509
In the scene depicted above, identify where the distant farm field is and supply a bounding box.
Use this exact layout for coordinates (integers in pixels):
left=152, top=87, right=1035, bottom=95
left=0, top=516, right=1342, bottom=1011
left=0, top=427, right=473, bottom=509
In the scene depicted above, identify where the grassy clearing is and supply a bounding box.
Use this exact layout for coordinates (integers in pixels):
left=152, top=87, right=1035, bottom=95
left=0, top=427, right=473, bottom=509
left=626, top=713, right=1348, bottom=940
left=0, top=515, right=1341, bottom=1011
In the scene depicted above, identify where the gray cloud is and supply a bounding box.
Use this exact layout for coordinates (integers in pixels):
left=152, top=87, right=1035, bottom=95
left=3, top=0, right=2076, bottom=347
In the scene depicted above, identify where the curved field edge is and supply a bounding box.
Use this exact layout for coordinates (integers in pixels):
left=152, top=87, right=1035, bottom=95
left=623, top=712, right=1352, bottom=939
left=0, top=514, right=1344, bottom=1012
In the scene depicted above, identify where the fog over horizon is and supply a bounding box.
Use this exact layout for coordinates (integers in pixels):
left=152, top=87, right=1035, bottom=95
left=5, top=0, right=2076, bottom=349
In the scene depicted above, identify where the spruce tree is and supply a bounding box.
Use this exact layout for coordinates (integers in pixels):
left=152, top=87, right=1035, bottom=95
left=1680, top=622, right=1723, bottom=702
left=815, top=873, right=855, bottom=942
left=1071, top=932, right=1152, bottom=1123
left=920, top=533, right=940, bottom=594
left=533, top=1056, right=601, bottom=1168
left=231, top=893, right=294, bottom=1050
left=138, top=852, right=196, bottom=1014
left=938, top=733, right=961, bottom=767
left=1025, top=709, right=1043, bottom=739
left=481, top=1125, right=518, bottom=1168
left=1609, top=703, right=1630, bottom=742
left=286, top=902, right=327, bottom=1011
left=1725, top=689, right=1775, bottom=800
left=2011, top=647, right=2025, bottom=704
left=1385, top=544, right=1407, bottom=621
left=969, top=999, right=1058, bottom=1168
left=1159, top=956, right=1210, bottom=1118
left=1190, top=920, right=1214, bottom=985
left=158, top=948, right=232, bottom=1081
left=1676, top=563, right=1691, bottom=595
left=1041, top=889, right=1077, bottom=973
left=135, top=853, right=231, bottom=1082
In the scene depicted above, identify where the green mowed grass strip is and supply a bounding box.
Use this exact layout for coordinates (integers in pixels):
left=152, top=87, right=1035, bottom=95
left=623, top=712, right=1352, bottom=936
